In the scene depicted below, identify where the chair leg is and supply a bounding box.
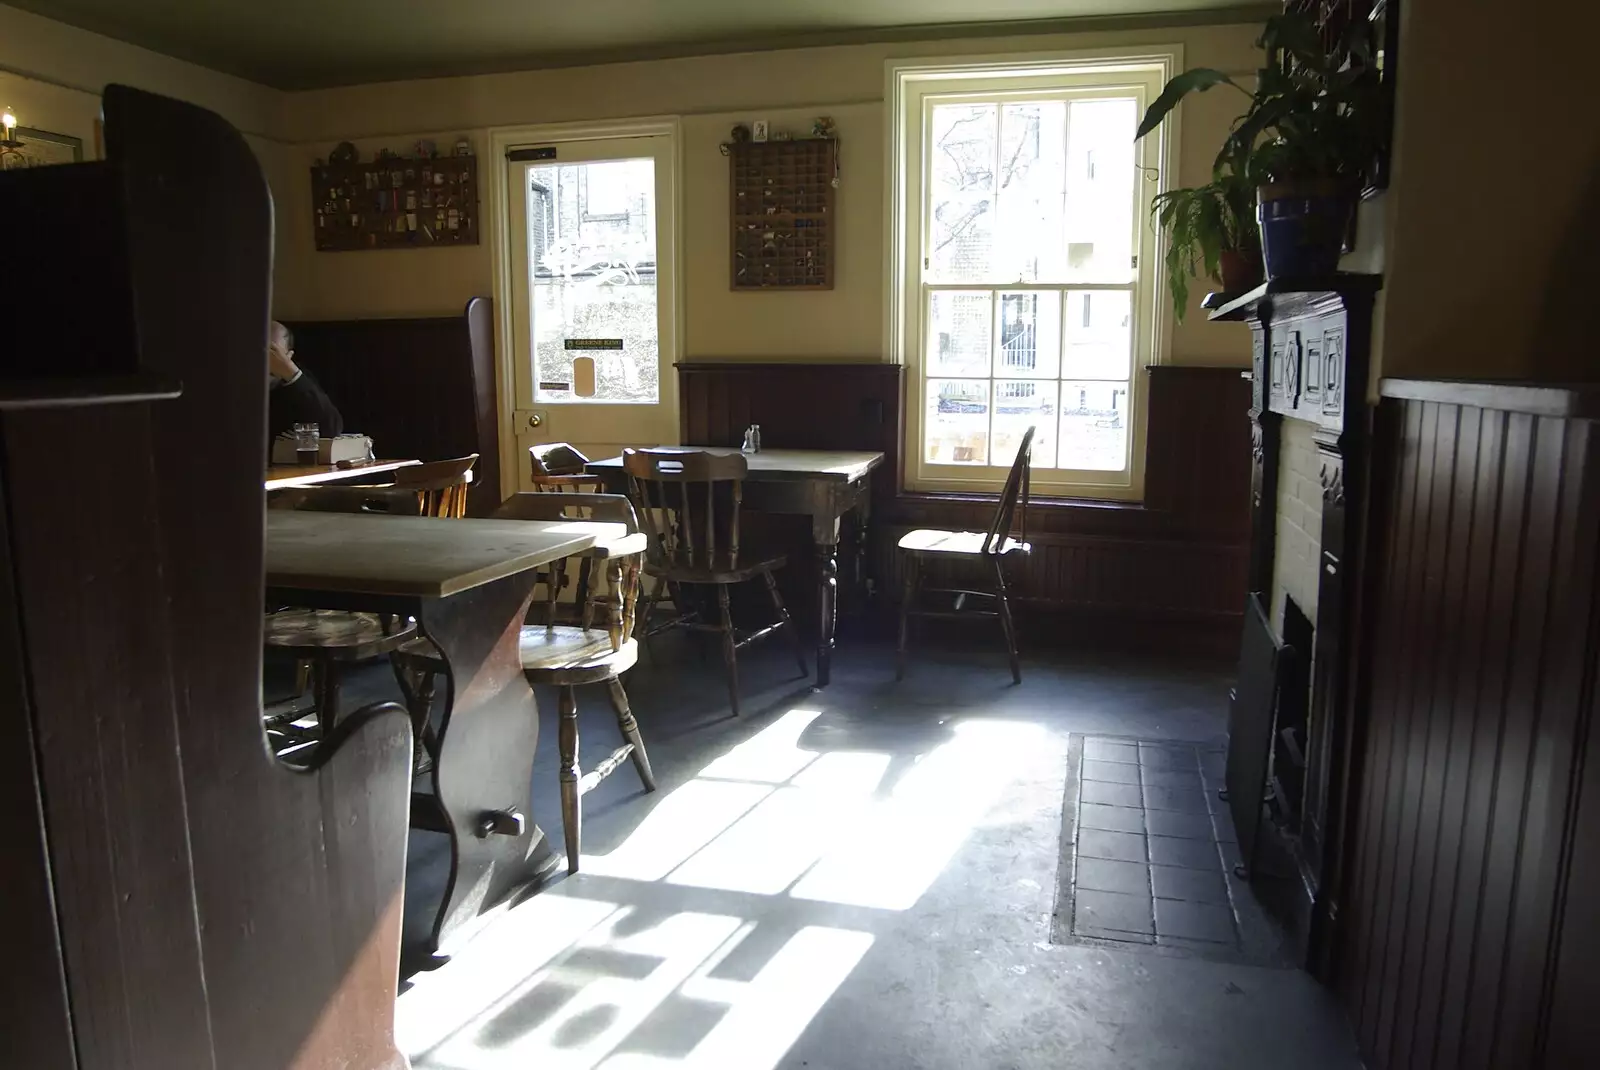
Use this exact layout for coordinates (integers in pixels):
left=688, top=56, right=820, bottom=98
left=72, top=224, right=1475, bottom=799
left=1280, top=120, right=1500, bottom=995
left=638, top=575, right=665, bottom=664
left=606, top=677, right=657, bottom=792
left=716, top=584, right=741, bottom=717
left=293, top=659, right=312, bottom=699
left=991, top=557, right=1022, bottom=685
left=312, top=659, right=341, bottom=740
left=896, top=553, right=919, bottom=681
left=762, top=569, right=808, bottom=679
left=558, top=684, right=581, bottom=873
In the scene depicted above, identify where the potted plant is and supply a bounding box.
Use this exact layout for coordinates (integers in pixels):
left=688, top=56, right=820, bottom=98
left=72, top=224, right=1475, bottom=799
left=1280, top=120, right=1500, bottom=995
left=1148, top=143, right=1263, bottom=319
left=1138, top=12, right=1382, bottom=280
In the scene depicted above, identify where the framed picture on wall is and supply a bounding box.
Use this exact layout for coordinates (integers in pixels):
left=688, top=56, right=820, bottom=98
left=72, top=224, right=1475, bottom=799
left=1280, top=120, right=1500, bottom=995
left=1, top=127, right=84, bottom=169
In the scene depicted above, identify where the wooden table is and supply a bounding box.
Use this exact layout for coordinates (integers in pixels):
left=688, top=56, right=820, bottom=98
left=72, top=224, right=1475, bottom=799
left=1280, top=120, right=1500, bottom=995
left=264, top=458, right=419, bottom=491
left=588, top=447, right=883, bottom=687
left=265, top=511, right=616, bottom=959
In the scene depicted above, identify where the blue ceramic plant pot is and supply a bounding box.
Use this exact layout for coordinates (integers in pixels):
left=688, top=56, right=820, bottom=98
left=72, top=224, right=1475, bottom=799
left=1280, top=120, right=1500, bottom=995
left=1257, top=180, right=1350, bottom=277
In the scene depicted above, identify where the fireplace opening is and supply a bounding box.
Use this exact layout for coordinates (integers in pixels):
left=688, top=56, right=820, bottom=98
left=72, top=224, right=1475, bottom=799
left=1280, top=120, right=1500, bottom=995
left=1270, top=596, right=1314, bottom=832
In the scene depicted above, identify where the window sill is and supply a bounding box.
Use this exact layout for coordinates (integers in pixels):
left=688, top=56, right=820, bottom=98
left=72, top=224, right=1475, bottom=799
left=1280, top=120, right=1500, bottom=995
left=895, top=490, right=1148, bottom=513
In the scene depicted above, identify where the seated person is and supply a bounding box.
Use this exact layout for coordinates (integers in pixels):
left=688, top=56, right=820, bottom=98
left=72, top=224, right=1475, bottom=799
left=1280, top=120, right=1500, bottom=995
left=268, top=320, right=343, bottom=445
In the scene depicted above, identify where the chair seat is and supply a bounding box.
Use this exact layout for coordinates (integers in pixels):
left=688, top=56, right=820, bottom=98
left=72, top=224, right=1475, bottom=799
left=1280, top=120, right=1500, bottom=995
left=521, top=629, right=640, bottom=683
left=645, top=553, right=788, bottom=584
left=264, top=609, right=417, bottom=659
left=898, top=529, right=1030, bottom=556
left=396, top=627, right=638, bottom=680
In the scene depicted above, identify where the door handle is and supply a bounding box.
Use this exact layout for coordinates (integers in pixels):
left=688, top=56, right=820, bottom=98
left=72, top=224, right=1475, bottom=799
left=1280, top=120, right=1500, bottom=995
left=527, top=412, right=543, bottom=430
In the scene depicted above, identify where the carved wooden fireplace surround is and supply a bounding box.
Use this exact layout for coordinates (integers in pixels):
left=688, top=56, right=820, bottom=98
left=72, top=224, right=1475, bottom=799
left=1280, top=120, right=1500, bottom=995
left=1211, top=274, right=1381, bottom=974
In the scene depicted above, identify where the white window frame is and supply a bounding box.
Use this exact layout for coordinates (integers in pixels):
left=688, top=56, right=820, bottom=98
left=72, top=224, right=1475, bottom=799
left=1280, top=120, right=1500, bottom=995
left=886, top=49, right=1181, bottom=500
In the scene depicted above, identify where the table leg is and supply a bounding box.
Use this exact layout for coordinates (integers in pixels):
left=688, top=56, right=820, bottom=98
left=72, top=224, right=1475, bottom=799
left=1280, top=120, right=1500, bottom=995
left=418, top=569, right=552, bottom=955
left=813, top=517, right=841, bottom=689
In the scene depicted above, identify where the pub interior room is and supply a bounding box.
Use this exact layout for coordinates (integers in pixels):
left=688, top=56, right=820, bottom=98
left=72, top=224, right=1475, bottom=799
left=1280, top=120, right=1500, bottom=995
left=2, top=1, right=1597, bottom=1067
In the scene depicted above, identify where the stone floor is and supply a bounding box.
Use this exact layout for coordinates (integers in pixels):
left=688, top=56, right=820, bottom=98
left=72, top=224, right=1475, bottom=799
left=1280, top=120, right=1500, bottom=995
left=339, top=628, right=1361, bottom=1070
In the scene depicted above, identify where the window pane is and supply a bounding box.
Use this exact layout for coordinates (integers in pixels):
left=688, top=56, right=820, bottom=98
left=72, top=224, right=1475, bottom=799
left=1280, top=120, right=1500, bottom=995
left=528, top=158, right=659, bottom=404
left=1063, top=290, right=1132, bottom=380
left=927, top=290, right=993, bottom=376
left=993, top=380, right=1058, bottom=469
left=1058, top=380, right=1130, bottom=471
left=929, top=105, right=996, bottom=282
left=1063, top=98, right=1138, bottom=282
left=926, top=379, right=991, bottom=465
left=994, top=291, right=1060, bottom=379
left=995, top=102, right=1067, bottom=282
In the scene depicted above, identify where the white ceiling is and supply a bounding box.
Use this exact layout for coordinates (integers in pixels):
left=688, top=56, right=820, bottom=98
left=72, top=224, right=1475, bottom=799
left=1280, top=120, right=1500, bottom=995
left=8, top=0, right=1261, bottom=89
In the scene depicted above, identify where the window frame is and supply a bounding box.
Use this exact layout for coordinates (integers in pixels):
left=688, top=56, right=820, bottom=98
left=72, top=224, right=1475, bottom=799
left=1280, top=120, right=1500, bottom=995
left=886, top=50, right=1181, bottom=500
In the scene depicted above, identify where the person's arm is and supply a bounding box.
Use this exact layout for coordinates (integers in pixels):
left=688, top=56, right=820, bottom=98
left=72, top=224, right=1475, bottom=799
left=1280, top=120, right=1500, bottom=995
left=271, top=368, right=344, bottom=438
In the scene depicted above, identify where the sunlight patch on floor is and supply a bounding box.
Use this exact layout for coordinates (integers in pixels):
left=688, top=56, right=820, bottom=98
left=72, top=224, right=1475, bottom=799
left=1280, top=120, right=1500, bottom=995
left=403, top=704, right=1037, bottom=1069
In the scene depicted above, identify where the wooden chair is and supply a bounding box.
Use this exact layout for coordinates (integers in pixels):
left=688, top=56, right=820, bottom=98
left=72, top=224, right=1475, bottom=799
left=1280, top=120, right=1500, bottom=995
left=623, top=448, right=808, bottom=716
left=896, top=426, right=1034, bottom=684
left=385, top=453, right=478, bottom=517
left=529, top=442, right=604, bottom=493
left=262, top=609, right=418, bottom=757
left=393, top=491, right=656, bottom=873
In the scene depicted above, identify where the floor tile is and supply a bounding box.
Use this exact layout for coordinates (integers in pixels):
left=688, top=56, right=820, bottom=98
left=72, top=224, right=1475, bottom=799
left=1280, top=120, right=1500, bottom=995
left=1143, top=784, right=1211, bottom=813
left=1212, top=811, right=1240, bottom=843
left=1078, top=827, right=1148, bottom=864
left=1076, top=924, right=1156, bottom=945
left=1151, top=863, right=1230, bottom=904
left=1155, top=899, right=1237, bottom=943
left=1084, top=739, right=1138, bottom=764
left=1082, top=758, right=1141, bottom=785
left=1074, top=889, right=1154, bottom=935
left=1078, top=802, right=1145, bottom=834
left=1149, top=834, right=1222, bottom=871
left=1138, top=746, right=1199, bottom=773
left=1075, top=856, right=1151, bottom=896
left=1081, top=779, right=1143, bottom=808
left=1140, top=768, right=1203, bottom=790
left=1145, top=809, right=1215, bottom=840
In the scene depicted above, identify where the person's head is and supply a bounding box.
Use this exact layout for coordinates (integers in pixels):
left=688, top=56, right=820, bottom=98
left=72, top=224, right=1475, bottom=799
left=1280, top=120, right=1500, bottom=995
left=270, top=320, right=293, bottom=356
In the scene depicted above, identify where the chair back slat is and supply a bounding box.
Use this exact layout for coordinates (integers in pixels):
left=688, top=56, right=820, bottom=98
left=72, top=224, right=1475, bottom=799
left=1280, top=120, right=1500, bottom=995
left=390, top=453, right=478, bottom=517
left=985, top=427, right=1035, bottom=554
left=621, top=448, right=747, bottom=573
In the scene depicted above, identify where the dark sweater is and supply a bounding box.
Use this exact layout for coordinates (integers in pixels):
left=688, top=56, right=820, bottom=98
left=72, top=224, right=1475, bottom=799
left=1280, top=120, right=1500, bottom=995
left=268, top=370, right=343, bottom=445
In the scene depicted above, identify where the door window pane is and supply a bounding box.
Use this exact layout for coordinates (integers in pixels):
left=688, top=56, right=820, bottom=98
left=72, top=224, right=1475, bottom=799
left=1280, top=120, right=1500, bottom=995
left=1063, top=290, right=1132, bottom=380
left=528, top=158, right=659, bottom=403
left=926, top=379, right=991, bottom=465
left=1058, top=380, right=1130, bottom=470
left=928, top=291, right=993, bottom=377
left=929, top=105, right=996, bottom=282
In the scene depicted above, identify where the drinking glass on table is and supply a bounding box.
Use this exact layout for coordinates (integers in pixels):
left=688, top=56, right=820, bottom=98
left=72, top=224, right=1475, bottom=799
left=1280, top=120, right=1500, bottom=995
left=293, top=422, right=320, bottom=467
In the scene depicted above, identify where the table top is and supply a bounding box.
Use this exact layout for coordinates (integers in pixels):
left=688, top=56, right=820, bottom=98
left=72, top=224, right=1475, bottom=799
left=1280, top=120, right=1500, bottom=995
left=265, top=458, right=420, bottom=491
left=265, top=512, right=619, bottom=598
left=588, top=447, right=883, bottom=484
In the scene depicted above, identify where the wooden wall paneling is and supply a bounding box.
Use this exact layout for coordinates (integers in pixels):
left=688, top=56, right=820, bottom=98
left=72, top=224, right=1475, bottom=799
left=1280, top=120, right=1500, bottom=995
left=1545, top=604, right=1600, bottom=1063
left=1492, top=417, right=1597, bottom=1066
left=289, top=297, right=500, bottom=515
left=1338, top=384, right=1600, bottom=1070
left=0, top=476, right=78, bottom=1070
left=108, top=86, right=413, bottom=1070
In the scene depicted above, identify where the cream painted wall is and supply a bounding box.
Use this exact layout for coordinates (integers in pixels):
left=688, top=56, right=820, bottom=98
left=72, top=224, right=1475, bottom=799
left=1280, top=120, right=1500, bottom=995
left=1, top=3, right=297, bottom=307
left=276, top=21, right=1265, bottom=366
left=1376, top=0, right=1600, bottom=383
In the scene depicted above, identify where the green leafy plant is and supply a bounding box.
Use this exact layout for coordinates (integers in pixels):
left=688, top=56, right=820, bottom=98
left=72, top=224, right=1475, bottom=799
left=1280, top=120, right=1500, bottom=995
left=1139, top=12, right=1382, bottom=183
left=1137, top=10, right=1384, bottom=313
